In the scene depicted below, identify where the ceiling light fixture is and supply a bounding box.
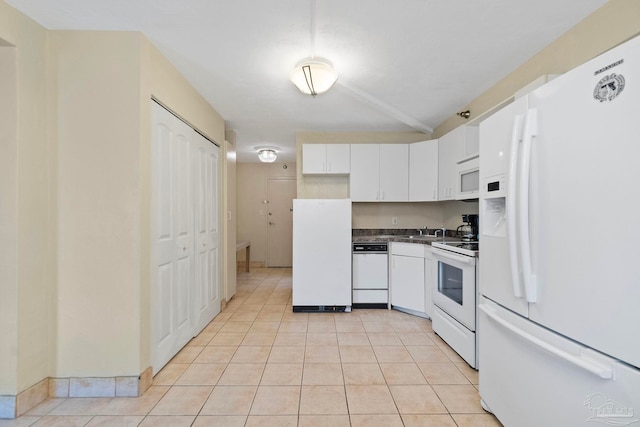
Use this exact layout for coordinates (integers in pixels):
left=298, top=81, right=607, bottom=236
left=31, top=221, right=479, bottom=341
left=290, top=0, right=337, bottom=97
left=457, top=110, right=471, bottom=119
left=290, top=57, right=338, bottom=97
left=256, top=147, right=279, bottom=163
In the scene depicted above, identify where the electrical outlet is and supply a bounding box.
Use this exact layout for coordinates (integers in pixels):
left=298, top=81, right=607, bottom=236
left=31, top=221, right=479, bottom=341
left=391, top=216, right=398, bottom=225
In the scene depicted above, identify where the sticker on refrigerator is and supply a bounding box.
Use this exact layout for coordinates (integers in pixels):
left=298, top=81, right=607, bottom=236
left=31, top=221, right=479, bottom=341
left=593, top=73, right=625, bottom=102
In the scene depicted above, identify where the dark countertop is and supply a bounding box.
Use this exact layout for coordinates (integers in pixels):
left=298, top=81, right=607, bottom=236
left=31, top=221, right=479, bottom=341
left=352, top=229, right=461, bottom=245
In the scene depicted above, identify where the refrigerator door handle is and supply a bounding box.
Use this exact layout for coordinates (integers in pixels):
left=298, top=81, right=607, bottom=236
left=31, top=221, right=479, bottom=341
left=479, top=303, right=614, bottom=379
left=507, top=114, right=525, bottom=298
left=519, top=109, right=538, bottom=303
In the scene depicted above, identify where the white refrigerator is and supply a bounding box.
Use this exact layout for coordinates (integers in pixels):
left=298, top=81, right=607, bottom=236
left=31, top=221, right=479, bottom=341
left=292, top=199, right=352, bottom=311
left=478, top=35, right=640, bottom=426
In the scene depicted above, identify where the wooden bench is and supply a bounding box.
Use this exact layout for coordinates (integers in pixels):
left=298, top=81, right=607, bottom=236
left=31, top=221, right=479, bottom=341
left=236, top=240, right=250, bottom=272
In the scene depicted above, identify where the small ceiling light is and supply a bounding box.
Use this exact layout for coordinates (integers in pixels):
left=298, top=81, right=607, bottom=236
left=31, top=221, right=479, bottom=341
left=290, top=57, right=338, bottom=97
left=257, top=147, right=278, bottom=163
left=457, top=110, right=471, bottom=119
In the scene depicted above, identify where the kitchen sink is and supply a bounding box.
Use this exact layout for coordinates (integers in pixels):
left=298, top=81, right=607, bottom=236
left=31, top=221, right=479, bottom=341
left=357, top=234, right=449, bottom=242
left=398, top=235, right=438, bottom=240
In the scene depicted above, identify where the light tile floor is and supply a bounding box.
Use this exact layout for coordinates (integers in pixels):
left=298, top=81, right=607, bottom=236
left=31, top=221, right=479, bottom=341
left=2, top=268, right=503, bottom=427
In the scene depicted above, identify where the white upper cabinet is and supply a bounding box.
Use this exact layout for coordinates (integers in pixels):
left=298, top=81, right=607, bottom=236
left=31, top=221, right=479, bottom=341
left=350, top=144, right=379, bottom=200
left=409, top=139, right=438, bottom=201
left=380, top=144, right=409, bottom=201
left=438, top=125, right=479, bottom=200
left=350, top=144, right=408, bottom=202
left=438, top=131, right=460, bottom=200
left=302, top=143, right=350, bottom=174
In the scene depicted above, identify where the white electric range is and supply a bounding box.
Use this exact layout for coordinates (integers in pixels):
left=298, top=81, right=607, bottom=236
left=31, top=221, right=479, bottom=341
left=431, top=240, right=479, bottom=368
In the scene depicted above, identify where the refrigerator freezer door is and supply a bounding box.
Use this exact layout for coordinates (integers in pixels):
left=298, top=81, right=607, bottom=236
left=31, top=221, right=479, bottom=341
left=292, top=199, right=352, bottom=307
left=479, top=297, right=640, bottom=427
left=479, top=97, right=528, bottom=316
left=524, top=36, right=640, bottom=368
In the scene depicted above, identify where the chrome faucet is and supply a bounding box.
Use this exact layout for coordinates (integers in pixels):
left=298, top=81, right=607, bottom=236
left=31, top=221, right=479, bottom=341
left=434, top=228, right=447, bottom=239
left=417, top=226, right=429, bottom=236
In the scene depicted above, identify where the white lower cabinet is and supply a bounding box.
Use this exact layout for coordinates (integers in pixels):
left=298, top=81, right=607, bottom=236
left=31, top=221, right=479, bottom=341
left=390, top=243, right=426, bottom=316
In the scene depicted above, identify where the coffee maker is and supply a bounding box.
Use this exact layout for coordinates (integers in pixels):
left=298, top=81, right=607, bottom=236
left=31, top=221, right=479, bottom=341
left=458, top=214, right=479, bottom=241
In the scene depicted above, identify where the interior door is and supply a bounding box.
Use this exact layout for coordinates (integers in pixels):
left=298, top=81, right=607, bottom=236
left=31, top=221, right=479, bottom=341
left=266, top=178, right=296, bottom=267
left=151, top=102, right=194, bottom=373
left=193, top=132, right=221, bottom=334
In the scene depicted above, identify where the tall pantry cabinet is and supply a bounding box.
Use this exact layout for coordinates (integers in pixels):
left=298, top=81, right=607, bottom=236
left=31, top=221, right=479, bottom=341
left=151, top=101, right=222, bottom=373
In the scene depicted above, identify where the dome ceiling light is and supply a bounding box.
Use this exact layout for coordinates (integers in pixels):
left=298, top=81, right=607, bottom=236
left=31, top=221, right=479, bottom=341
left=255, top=146, right=279, bottom=163
left=290, top=57, right=338, bottom=97
left=290, top=0, right=337, bottom=97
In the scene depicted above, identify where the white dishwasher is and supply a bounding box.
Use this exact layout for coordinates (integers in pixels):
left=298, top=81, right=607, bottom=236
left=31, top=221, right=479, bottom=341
left=352, top=242, right=388, bottom=308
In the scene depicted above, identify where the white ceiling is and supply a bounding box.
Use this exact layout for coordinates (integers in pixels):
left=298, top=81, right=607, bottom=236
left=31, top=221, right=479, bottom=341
left=7, top=0, right=608, bottom=162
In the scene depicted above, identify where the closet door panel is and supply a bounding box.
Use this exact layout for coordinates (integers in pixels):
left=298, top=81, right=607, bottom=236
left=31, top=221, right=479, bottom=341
left=152, top=102, right=194, bottom=372
left=193, top=132, right=221, bottom=334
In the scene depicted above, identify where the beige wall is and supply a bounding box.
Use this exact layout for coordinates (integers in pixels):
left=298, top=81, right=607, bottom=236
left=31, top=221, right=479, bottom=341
left=0, top=44, right=19, bottom=398
left=0, top=1, right=53, bottom=396
left=51, top=31, right=144, bottom=377
left=352, top=200, right=478, bottom=232
left=434, top=0, right=640, bottom=137
left=0, top=0, right=227, bottom=399
left=237, top=162, right=296, bottom=264
left=51, top=31, right=226, bottom=378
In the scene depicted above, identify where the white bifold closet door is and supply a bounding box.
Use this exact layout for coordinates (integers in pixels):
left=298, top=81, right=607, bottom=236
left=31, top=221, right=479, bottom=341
left=151, top=101, right=221, bottom=373
left=192, top=131, right=221, bottom=334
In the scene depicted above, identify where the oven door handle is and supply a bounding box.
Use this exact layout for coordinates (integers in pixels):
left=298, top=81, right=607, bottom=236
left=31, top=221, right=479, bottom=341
left=431, top=247, right=475, bottom=265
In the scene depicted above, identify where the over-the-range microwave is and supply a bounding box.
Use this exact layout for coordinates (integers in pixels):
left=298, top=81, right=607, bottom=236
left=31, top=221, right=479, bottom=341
left=457, top=155, right=479, bottom=199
